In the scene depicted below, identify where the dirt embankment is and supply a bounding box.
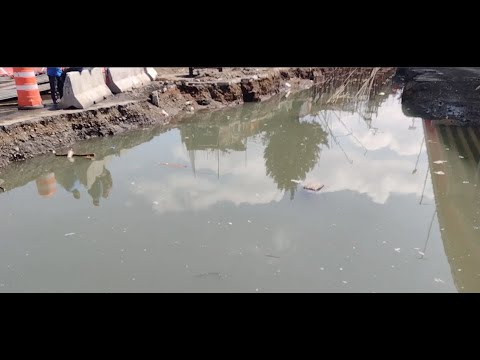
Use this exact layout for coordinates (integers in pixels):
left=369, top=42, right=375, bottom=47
left=0, top=67, right=382, bottom=169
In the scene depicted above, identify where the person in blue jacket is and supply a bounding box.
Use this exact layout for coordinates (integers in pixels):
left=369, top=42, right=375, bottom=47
left=47, top=67, right=64, bottom=105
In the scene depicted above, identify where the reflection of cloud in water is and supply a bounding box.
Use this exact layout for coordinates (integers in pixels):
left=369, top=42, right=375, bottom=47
left=133, top=154, right=284, bottom=214
left=327, top=97, right=424, bottom=157
left=314, top=154, right=433, bottom=204
left=133, top=94, right=432, bottom=211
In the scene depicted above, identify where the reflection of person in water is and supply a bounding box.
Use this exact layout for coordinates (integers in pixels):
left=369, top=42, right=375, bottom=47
left=87, top=167, right=113, bottom=207
left=55, top=157, right=113, bottom=206
left=55, top=163, right=82, bottom=200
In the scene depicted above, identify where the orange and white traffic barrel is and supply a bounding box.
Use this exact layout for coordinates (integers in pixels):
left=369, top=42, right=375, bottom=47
left=12, top=67, right=43, bottom=110
left=36, top=173, right=57, bottom=198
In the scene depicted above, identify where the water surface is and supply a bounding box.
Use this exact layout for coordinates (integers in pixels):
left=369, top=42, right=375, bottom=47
left=1, top=77, right=478, bottom=292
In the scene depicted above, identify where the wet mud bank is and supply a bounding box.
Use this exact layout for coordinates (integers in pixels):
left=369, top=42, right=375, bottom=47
left=398, top=67, right=480, bottom=125
left=0, top=67, right=391, bottom=169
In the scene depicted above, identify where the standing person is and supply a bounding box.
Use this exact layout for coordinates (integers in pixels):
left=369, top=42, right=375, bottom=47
left=47, top=67, right=64, bottom=105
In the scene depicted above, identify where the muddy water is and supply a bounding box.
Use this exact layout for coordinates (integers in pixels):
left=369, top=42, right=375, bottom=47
left=0, top=80, right=478, bottom=292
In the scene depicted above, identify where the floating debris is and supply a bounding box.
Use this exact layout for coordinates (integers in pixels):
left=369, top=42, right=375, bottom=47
left=463, top=181, right=470, bottom=184
left=433, top=160, right=447, bottom=164
left=265, top=254, right=280, bottom=259
left=394, top=248, right=401, bottom=252
left=458, top=269, right=462, bottom=272
left=459, top=155, right=465, bottom=159
left=194, top=272, right=226, bottom=279
left=434, top=171, right=445, bottom=175
left=247, top=220, right=252, bottom=223
left=320, top=267, right=324, bottom=271
left=64, top=232, right=75, bottom=237
left=159, top=162, right=187, bottom=168
left=291, top=179, right=302, bottom=184
left=152, top=201, right=159, bottom=205
left=342, top=281, right=348, bottom=284
left=228, top=222, right=233, bottom=225
left=418, top=251, right=425, bottom=256
left=379, top=92, right=385, bottom=96
left=56, top=150, right=95, bottom=159
left=303, top=181, right=324, bottom=191
left=434, top=278, right=445, bottom=283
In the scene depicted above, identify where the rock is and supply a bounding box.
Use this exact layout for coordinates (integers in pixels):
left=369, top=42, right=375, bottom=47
left=197, top=98, right=210, bottom=106
left=150, top=91, right=161, bottom=107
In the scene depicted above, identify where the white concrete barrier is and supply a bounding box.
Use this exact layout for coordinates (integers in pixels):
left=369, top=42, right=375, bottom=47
left=106, top=68, right=157, bottom=94
left=60, top=68, right=112, bottom=109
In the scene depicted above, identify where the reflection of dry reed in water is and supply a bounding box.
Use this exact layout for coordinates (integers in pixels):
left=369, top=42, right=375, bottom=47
left=327, top=67, right=381, bottom=104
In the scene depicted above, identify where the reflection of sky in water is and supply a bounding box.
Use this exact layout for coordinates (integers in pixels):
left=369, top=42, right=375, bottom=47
left=131, top=94, right=434, bottom=211
left=0, top=84, right=471, bottom=293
